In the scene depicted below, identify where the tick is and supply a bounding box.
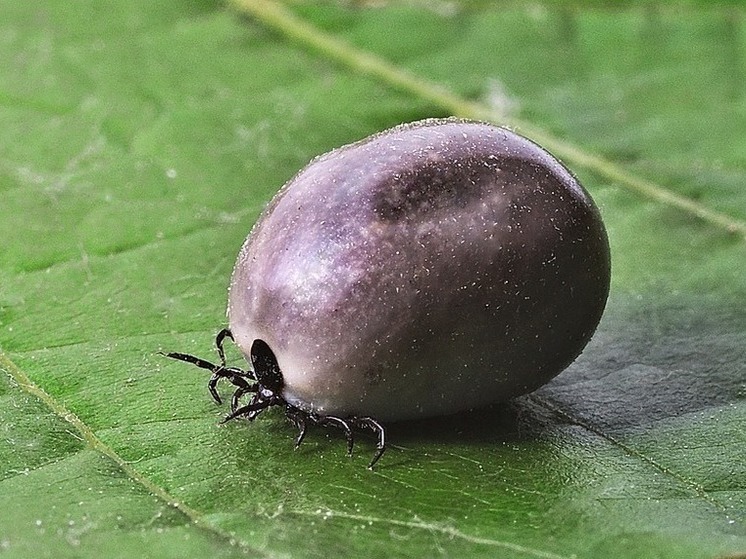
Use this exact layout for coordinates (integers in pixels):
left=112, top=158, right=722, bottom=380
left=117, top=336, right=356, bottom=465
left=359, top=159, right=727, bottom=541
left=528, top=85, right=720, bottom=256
left=164, top=118, right=611, bottom=468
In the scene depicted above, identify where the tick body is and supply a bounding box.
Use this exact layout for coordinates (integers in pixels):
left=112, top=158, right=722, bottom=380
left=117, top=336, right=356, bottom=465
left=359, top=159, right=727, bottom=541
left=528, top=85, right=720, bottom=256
left=166, top=118, right=610, bottom=467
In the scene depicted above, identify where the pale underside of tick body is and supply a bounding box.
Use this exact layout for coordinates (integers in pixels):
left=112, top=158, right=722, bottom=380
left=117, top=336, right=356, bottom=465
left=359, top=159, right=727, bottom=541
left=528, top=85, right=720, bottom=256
left=227, top=118, right=611, bottom=422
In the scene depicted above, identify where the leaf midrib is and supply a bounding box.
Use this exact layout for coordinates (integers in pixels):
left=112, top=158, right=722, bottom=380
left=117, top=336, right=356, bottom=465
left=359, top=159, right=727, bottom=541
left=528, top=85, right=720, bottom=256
left=231, top=0, right=746, bottom=241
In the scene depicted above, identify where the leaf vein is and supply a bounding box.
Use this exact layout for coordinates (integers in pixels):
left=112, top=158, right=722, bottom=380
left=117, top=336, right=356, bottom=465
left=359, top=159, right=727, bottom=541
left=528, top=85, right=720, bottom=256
left=231, top=0, right=746, bottom=241
left=0, top=349, right=266, bottom=557
left=529, top=394, right=745, bottom=526
left=290, top=508, right=575, bottom=559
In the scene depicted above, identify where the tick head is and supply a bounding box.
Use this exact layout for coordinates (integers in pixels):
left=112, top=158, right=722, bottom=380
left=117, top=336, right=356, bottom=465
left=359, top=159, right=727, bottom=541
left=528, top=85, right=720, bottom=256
left=250, top=339, right=285, bottom=395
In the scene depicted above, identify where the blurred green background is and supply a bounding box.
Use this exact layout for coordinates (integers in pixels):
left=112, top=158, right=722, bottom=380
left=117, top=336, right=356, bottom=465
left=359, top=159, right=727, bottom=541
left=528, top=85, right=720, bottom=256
left=1, top=1, right=744, bottom=558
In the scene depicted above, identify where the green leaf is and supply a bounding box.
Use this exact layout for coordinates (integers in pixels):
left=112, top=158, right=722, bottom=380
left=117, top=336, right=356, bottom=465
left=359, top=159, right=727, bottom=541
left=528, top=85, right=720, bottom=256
left=1, top=1, right=744, bottom=558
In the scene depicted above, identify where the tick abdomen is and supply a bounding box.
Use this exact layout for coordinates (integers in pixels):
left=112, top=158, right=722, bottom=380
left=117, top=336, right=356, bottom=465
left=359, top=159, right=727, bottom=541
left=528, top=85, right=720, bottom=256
left=228, top=119, right=610, bottom=421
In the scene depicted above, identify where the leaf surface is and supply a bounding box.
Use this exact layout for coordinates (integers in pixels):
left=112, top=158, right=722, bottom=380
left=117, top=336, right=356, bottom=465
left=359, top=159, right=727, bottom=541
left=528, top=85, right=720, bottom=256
left=1, top=2, right=744, bottom=558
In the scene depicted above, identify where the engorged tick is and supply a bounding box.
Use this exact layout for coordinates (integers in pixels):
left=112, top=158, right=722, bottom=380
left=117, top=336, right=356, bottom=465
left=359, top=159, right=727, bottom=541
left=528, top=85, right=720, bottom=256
left=163, top=118, right=611, bottom=469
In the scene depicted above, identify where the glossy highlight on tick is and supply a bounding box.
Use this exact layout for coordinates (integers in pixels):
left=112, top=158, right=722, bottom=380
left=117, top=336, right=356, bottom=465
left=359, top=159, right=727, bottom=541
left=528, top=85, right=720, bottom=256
left=164, top=118, right=611, bottom=468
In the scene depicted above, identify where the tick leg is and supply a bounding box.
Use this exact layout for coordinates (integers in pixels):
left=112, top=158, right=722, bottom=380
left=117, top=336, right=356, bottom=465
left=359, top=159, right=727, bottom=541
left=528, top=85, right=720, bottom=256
left=286, top=408, right=308, bottom=449
left=161, top=351, right=226, bottom=404
left=209, top=367, right=254, bottom=406
left=207, top=373, right=224, bottom=405
left=230, top=382, right=258, bottom=413
left=320, top=416, right=354, bottom=456
left=354, top=417, right=386, bottom=469
left=222, top=398, right=267, bottom=422
left=222, top=394, right=281, bottom=423
left=294, top=421, right=308, bottom=449
left=215, top=328, right=234, bottom=366
left=161, top=350, right=246, bottom=405
left=162, top=351, right=217, bottom=372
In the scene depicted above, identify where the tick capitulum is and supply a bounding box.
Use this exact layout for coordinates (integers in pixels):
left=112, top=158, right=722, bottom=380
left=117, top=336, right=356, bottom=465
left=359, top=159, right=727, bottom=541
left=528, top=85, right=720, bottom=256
left=163, top=328, right=387, bottom=469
